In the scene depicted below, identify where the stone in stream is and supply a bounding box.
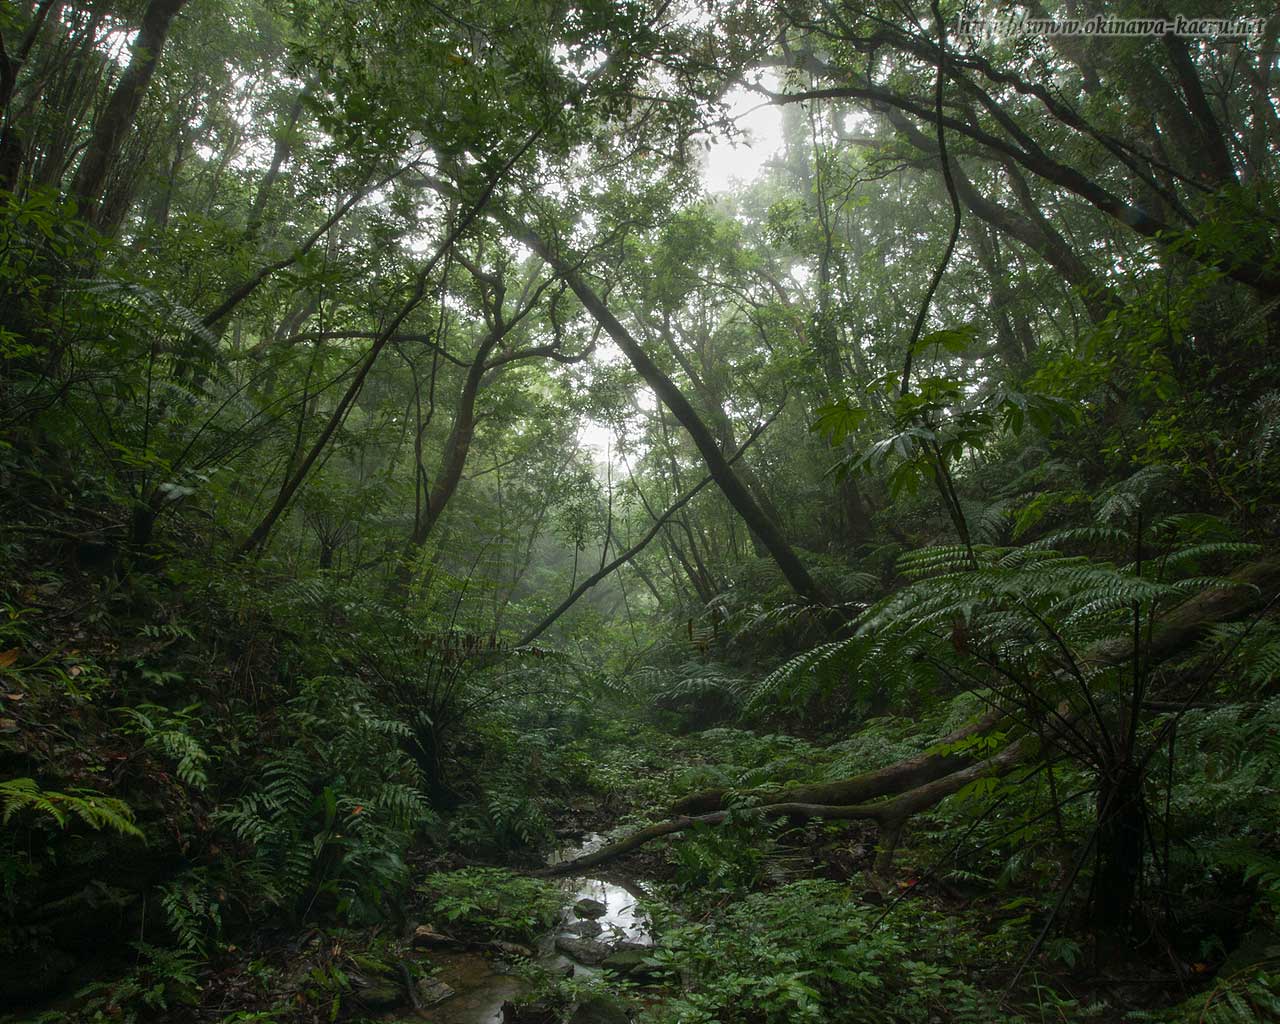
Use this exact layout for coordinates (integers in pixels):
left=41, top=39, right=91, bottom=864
left=564, top=917, right=603, bottom=937
left=554, top=933, right=613, bottom=965
left=488, top=939, right=535, bottom=959
left=411, top=923, right=462, bottom=948
left=416, top=977, right=455, bottom=1007
left=573, top=896, right=607, bottom=919
left=352, top=976, right=402, bottom=1010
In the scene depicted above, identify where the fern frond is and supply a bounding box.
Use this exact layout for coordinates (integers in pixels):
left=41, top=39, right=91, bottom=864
left=0, top=777, right=143, bottom=837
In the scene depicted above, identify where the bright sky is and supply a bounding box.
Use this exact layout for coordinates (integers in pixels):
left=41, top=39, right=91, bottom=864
left=578, top=87, right=786, bottom=463
left=701, top=86, right=785, bottom=194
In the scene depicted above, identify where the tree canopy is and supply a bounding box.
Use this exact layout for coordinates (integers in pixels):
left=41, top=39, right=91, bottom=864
left=2, top=1, right=1279, bottom=1022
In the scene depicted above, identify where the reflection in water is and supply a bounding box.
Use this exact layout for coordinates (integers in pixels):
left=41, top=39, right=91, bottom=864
left=407, top=833, right=650, bottom=1024
left=411, top=952, right=523, bottom=1024
left=561, top=875, right=651, bottom=944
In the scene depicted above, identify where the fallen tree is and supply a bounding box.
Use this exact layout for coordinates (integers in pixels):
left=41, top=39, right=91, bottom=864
left=538, top=558, right=1280, bottom=879
left=668, top=708, right=1007, bottom=816
left=670, top=556, right=1280, bottom=818
left=537, top=736, right=1036, bottom=878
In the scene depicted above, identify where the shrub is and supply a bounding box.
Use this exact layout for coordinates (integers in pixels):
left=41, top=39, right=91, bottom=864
left=418, top=867, right=562, bottom=943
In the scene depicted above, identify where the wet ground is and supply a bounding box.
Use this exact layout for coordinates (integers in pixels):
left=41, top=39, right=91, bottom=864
left=410, top=833, right=651, bottom=1023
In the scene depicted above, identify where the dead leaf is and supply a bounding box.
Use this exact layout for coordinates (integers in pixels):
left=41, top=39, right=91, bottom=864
left=0, top=649, right=18, bottom=669
left=0, top=718, right=19, bottom=733
left=4, top=692, right=23, bottom=701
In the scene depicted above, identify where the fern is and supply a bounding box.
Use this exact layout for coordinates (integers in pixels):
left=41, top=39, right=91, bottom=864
left=209, top=674, right=438, bottom=920
left=1135, top=967, right=1280, bottom=1024
left=160, top=870, right=222, bottom=952
left=118, top=703, right=211, bottom=790
left=1251, top=390, right=1280, bottom=465
left=0, top=777, right=143, bottom=837
left=1201, top=623, right=1280, bottom=689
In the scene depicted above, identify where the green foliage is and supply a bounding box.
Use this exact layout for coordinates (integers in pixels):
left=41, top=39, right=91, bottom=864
left=757, top=483, right=1260, bottom=726
left=210, top=674, right=436, bottom=927
left=117, top=703, right=211, bottom=789
left=1130, top=966, right=1280, bottom=1023
left=645, top=879, right=1021, bottom=1023
left=668, top=818, right=770, bottom=893
left=1150, top=696, right=1280, bottom=914
left=2, top=0, right=1280, bottom=1019
left=0, top=778, right=143, bottom=838
left=26, top=944, right=203, bottom=1024
left=160, top=870, right=224, bottom=953
left=418, top=867, right=561, bottom=943
left=646, top=661, right=747, bottom=722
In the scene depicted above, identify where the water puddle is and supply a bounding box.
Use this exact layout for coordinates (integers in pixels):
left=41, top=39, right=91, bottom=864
left=407, top=833, right=651, bottom=1023
left=410, top=952, right=524, bottom=1023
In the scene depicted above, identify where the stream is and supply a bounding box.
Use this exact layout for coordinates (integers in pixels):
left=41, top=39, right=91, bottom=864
left=411, top=833, right=653, bottom=1023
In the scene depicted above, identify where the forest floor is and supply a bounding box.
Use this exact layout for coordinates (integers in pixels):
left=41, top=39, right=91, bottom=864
left=122, top=725, right=1247, bottom=1024
left=4, top=581, right=1271, bottom=1024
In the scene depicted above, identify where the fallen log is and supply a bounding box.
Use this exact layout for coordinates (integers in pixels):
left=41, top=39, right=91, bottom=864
left=671, top=557, right=1280, bottom=817
left=670, top=709, right=1006, bottom=816
left=1083, top=556, right=1280, bottom=668
left=541, top=559, right=1280, bottom=879
left=536, top=736, right=1037, bottom=877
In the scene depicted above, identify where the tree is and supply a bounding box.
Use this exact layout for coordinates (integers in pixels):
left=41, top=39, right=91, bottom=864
left=69, top=0, right=191, bottom=229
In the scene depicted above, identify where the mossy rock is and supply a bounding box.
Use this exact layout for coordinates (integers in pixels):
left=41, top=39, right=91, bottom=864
left=567, top=992, right=629, bottom=1024
left=602, top=945, right=663, bottom=982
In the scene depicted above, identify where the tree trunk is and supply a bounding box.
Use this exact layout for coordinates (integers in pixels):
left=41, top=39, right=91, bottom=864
left=69, top=0, right=189, bottom=229
left=1092, top=763, right=1145, bottom=930
left=538, top=734, right=1037, bottom=878
left=671, top=709, right=1006, bottom=815
left=411, top=352, right=489, bottom=547
left=243, top=87, right=307, bottom=243
left=504, top=215, right=827, bottom=606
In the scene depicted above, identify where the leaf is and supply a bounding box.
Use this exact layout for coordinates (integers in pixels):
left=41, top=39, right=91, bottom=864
left=810, top=401, right=870, bottom=446
left=0, top=649, right=18, bottom=669
left=919, top=325, right=978, bottom=354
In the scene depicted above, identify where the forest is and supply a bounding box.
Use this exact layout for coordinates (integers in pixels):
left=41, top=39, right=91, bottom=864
left=1, top=0, right=1278, bottom=1021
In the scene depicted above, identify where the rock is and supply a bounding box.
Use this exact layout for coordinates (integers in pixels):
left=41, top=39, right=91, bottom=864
left=502, top=1000, right=559, bottom=1024
left=353, top=977, right=402, bottom=1010
left=417, top=977, right=455, bottom=1007
left=565, top=917, right=603, bottom=937
left=567, top=992, right=630, bottom=1024
left=554, top=933, right=612, bottom=965
left=603, top=945, right=664, bottom=983
left=573, top=897, right=607, bottom=919
left=489, top=939, right=535, bottom=959
left=412, top=924, right=461, bottom=948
